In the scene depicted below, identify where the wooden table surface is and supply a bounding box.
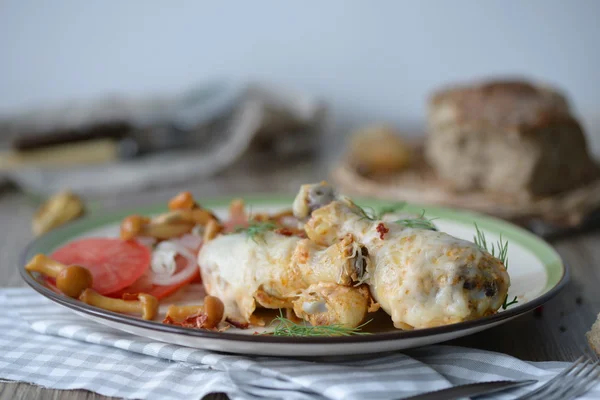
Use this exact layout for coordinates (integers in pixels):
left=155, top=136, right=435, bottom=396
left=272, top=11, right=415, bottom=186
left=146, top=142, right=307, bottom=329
left=0, top=159, right=598, bottom=400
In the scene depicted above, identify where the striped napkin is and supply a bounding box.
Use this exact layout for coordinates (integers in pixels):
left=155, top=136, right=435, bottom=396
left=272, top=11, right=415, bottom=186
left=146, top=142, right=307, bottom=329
left=1, top=288, right=598, bottom=400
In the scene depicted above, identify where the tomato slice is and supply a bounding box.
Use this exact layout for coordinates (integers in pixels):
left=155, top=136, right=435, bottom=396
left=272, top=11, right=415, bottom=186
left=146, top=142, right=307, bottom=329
left=51, top=238, right=151, bottom=295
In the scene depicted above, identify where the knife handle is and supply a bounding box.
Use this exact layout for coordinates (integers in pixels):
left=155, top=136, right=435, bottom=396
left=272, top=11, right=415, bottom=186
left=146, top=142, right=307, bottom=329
left=12, top=121, right=132, bottom=151
left=0, top=138, right=120, bottom=171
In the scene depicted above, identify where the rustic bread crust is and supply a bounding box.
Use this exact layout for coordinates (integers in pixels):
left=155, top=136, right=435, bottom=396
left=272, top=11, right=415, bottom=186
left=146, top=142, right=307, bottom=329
left=429, top=79, right=571, bottom=133
left=426, top=79, right=597, bottom=195
left=586, top=313, right=600, bottom=356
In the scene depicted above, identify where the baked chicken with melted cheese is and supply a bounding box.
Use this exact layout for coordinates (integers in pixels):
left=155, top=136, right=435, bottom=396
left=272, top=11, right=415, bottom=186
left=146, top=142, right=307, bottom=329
left=198, top=182, right=510, bottom=330
left=198, top=230, right=372, bottom=327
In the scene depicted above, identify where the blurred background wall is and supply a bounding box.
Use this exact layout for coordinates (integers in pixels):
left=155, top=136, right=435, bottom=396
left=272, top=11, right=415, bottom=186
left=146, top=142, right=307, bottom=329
left=1, top=0, right=599, bottom=152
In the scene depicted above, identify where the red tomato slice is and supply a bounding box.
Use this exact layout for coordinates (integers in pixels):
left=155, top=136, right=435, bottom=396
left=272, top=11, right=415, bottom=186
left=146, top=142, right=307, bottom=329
left=51, top=238, right=151, bottom=295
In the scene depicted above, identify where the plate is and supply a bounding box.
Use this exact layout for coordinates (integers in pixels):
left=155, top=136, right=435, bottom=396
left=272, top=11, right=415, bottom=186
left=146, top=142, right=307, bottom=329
left=20, top=195, right=568, bottom=356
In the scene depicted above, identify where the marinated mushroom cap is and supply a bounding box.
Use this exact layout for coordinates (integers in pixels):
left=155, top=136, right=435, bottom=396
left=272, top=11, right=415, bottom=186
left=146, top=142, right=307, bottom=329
left=25, top=254, right=93, bottom=298
left=203, top=295, right=225, bottom=328
left=120, top=215, right=149, bottom=240
left=292, top=182, right=337, bottom=219
left=56, top=265, right=93, bottom=298
left=168, top=191, right=196, bottom=210
left=138, top=293, right=159, bottom=320
left=32, top=191, right=85, bottom=236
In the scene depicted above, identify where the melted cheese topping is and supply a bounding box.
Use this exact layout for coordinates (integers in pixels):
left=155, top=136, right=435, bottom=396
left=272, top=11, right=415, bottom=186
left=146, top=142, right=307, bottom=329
left=305, top=200, right=510, bottom=329
left=369, top=226, right=508, bottom=328
left=198, top=231, right=368, bottom=324
left=198, top=232, right=302, bottom=320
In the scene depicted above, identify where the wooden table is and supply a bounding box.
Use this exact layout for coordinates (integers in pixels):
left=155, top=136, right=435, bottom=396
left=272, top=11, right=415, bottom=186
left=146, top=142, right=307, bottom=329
left=0, top=160, right=598, bottom=400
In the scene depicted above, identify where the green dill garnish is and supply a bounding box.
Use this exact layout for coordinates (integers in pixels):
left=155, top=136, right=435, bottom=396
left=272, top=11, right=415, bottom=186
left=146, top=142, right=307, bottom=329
left=503, top=296, right=518, bottom=308
left=473, top=223, right=508, bottom=268
left=236, top=221, right=277, bottom=243
left=356, top=202, right=406, bottom=221
left=268, top=310, right=372, bottom=336
left=394, top=210, right=438, bottom=231
left=372, top=202, right=407, bottom=219
left=473, top=223, right=517, bottom=310
left=355, top=202, right=437, bottom=230
left=355, top=205, right=375, bottom=221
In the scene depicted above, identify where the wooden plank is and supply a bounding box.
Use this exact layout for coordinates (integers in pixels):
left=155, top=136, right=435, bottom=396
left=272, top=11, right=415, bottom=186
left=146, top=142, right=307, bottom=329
left=0, top=382, right=112, bottom=400
left=0, top=382, right=229, bottom=400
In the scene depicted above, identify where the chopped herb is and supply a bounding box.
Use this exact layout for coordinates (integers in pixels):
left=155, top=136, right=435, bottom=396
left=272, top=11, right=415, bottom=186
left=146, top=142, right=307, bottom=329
left=473, top=224, right=508, bottom=268
left=503, top=296, right=519, bottom=309
left=356, top=202, right=407, bottom=221
left=473, top=223, right=517, bottom=310
left=356, top=203, right=437, bottom=230
left=236, top=221, right=277, bottom=243
left=394, top=210, right=438, bottom=231
left=268, top=310, right=372, bottom=337
left=371, top=202, right=407, bottom=220
left=355, top=205, right=372, bottom=221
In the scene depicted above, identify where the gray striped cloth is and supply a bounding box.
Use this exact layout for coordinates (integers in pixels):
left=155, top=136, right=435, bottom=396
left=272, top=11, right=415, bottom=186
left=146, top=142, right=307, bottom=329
left=1, top=288, right=598, bottom=400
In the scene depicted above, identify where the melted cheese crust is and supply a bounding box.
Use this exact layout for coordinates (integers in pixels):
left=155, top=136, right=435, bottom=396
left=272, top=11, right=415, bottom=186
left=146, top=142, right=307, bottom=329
left=198, top=231, right=370, bottom=325
left=198, top=232, right=302, bottom=321
left=370, top=227, right=508, bottom=328
left=305, top=200, right=510, bottom=329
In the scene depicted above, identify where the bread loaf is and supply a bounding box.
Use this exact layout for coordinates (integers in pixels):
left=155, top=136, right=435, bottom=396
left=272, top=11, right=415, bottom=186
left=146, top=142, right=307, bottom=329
left=425, top=80, right=597, bottom=196
left=587, top=312, right=600, bottom=356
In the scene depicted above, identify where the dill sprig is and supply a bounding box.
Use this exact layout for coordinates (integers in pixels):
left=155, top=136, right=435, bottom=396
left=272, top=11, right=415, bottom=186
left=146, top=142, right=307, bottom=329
left=356, top=202, right=438, bottom=231
left=503, top=297, right=519, bottom=308
left=394, top=210, right=438, bottom=231
left=473, top=223, right=517, bottom=310
left=372, top=202, right=407, bottom=219
left=357, top=202, right=407, bottom=221
left=268, top=311, right=372, bottom=337
left=473, top=224, right=508, bottom=268
left=236, top=220, right=277, bottom=243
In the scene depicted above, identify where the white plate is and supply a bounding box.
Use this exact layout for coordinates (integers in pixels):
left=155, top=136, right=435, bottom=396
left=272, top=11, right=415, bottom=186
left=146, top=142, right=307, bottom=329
left=21, top=195, right=567, bottom=356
